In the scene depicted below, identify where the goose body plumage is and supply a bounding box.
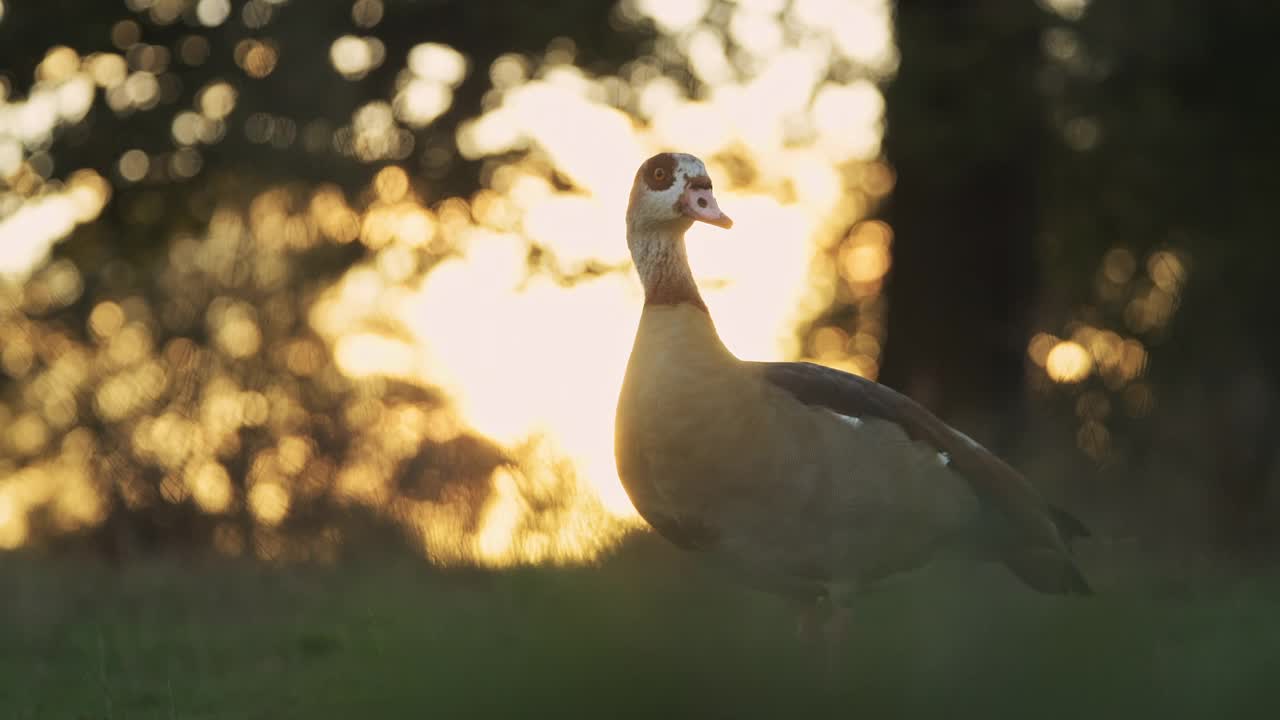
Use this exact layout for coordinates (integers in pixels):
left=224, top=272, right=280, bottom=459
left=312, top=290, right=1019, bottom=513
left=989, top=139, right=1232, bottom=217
left=614, top=152, right=1089, bottom=607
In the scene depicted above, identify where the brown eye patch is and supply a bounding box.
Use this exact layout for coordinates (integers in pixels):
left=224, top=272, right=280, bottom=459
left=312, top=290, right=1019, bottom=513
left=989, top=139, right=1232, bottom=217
left=640, top=153, right=677, bottom=192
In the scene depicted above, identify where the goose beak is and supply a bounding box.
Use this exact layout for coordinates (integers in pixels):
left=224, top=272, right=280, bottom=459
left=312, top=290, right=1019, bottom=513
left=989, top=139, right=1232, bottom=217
left=680, top=178, right=733, bottom=229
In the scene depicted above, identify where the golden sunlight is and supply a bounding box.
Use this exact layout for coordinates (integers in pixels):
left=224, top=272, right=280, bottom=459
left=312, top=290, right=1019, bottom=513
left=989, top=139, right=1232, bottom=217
left=330, top=35, right=385, bottom=80
left=249, top=480, right=290, bottom=525
left=0, top=0, right=900, bottom=566
left=0, top=170, right=110, bottom=279
left=197, top=80, right=236, bottom=119
left=1046, top=340, right=1093, bottom=383
left=0, top=491, right=27, bottom=550
left=307, top=0, right=900, bottom=564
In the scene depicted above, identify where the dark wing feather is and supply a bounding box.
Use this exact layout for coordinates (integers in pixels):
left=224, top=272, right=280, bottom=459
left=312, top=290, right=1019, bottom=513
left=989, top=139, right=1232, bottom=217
left=753, top=361, right=1091, bottom=595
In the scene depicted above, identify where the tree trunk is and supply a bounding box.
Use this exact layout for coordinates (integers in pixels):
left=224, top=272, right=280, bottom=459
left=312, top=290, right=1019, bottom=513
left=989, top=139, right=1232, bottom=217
left=880, top=0, right=1047, bottom=447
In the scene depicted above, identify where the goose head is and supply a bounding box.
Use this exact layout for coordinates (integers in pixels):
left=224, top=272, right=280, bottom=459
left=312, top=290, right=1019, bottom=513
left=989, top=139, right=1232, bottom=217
left=626, top=152, right=732, bottom=234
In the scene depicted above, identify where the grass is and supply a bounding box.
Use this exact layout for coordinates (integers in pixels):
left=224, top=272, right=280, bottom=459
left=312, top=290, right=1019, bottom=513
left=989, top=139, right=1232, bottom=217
left=2, top=534, right=1278, bottom=719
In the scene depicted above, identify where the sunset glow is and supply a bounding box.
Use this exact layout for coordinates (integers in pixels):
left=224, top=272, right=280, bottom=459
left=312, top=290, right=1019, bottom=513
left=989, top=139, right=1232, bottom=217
left=0, top=0, right=1176, bottom=567
left=305, top=0, right=901, bottom=564
left=0, top=0, right=902, bottom=565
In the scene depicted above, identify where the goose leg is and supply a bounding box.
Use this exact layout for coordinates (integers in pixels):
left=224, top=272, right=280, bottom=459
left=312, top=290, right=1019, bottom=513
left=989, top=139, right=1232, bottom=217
left=821, top=584, right=855, bottom=678
left=794, top=596, right=825, bottom=641
left=823, top=603, right=851, bottom=673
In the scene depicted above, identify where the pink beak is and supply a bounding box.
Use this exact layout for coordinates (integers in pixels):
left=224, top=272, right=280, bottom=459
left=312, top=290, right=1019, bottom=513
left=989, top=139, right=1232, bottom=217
left=680, top=178, right=733, bottom=229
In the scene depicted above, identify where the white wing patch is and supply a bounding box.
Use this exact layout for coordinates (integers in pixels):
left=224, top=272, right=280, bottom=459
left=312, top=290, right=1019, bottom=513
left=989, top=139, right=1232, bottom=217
left=825, top=408, right=955, bottom=471
left=831, top=411, right=864, bottom=429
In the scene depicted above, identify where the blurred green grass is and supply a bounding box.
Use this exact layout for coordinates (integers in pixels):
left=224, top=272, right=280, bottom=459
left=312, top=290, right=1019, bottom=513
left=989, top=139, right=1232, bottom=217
left=3, top=534, right=1278, bottom=719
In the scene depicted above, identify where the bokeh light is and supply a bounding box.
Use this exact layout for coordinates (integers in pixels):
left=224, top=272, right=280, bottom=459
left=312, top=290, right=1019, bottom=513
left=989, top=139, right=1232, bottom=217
left=7, top=0, right=1186, bottom=569
left=331, top=35, right=385, bottom=80
left=1, top=0, right=900, bottom=566
left=1046, top=340, right=1092, bottom=383
left=1027, top=239, right=1186, bottom=458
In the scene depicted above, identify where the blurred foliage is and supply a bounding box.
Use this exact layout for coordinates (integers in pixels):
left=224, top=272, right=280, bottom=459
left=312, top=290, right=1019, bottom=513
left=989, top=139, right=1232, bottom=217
left=881, top=0, right=1279, bottom=553
left=0, top=0, right=655, bottom=560
left=0, top=0, right=1277, bottom=567
left=1032, top=0, right=1280, bottom=548
left=1, top=0, right=902, bottom=563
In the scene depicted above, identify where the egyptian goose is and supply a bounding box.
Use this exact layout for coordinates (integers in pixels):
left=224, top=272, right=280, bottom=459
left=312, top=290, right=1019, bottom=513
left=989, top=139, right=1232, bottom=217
left=615, top=152, right=1090, bottom=633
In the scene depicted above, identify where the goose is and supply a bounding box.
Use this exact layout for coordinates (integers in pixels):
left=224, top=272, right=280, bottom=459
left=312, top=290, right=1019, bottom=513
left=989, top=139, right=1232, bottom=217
left=615, top=152, right=1090, bottom=639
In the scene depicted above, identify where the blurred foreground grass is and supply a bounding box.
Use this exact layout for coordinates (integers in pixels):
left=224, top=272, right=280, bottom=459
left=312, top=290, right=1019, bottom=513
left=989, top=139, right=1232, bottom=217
left=3, top=534, right=1278, bottom=719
